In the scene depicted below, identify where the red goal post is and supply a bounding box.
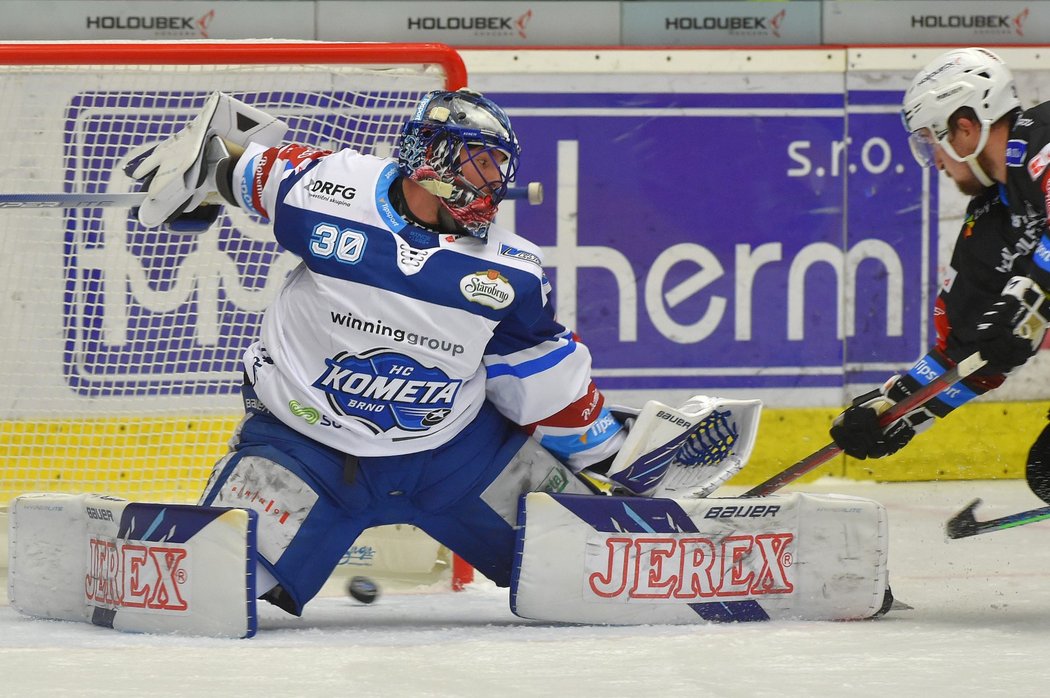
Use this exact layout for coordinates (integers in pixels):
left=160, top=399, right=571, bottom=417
left=0, top=41, right=470, bottom=590
left=0, top=41, right=466, bottom=83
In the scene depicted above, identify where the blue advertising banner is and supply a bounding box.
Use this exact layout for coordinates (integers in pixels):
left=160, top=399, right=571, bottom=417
left=842, top=90, right=937, bottom=385
left=494, top=89, right=933, bottom=393
left=58, top=83, right=934, bottom=401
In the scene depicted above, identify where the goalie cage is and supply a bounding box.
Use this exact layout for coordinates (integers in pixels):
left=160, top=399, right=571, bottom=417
left=0, top=41, right=473, bottom=592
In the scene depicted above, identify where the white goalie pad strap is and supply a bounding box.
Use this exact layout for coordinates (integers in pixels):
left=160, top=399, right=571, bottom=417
left=606, top=395, right=762, bottom=497
left=511, top=491, right=888, bottom=623
left=8, top=493, right=258, bottom=638
left=480, top=436, right=595, bottom=525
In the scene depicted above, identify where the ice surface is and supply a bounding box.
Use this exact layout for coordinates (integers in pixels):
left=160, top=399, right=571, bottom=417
left=3, top=480, right=1048, bottom=697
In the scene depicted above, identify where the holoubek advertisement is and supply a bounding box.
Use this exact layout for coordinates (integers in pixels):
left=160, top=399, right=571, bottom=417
left=823, top=0, right=1050, bottom=44
left=487, top=80, right=931, bottom=405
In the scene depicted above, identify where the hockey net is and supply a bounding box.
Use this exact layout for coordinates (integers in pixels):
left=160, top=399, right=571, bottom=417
left=0, top=41, right=471, bottom=590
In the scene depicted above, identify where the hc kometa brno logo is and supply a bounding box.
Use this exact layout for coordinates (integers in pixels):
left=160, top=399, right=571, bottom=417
left=312, top=349, right=461, bottom=433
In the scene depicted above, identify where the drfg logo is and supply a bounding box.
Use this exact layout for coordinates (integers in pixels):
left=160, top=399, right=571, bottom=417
left=587, top=532, right=794, bottom=601
left=84, top=537, right=190, bottom=612
left=307, top=178, right=357, bottom=200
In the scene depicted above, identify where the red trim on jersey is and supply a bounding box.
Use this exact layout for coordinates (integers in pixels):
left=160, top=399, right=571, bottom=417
left=1042, top=168, right=1050, bottom=224
left=277, top=143, right=330, bottom=169
left=933, top=295, right=950, bottom=352
left=532, top=382, right=604, bottom=430
left=250, top=147, right=277, bottom=218
left=251, top=144, right=330, bottom=218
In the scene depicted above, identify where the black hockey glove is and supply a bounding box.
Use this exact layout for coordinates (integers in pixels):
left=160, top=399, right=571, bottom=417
left=976, top=275, right=1050, bottom=372
left=975, top=295, right=1039, bottom=372
left=830, top=376, right=934, bottom=460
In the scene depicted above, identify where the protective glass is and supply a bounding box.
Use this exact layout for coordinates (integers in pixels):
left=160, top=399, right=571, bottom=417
left=902, top=105, right=944, bottom=168
left=905, top=123, right=938, bottom=168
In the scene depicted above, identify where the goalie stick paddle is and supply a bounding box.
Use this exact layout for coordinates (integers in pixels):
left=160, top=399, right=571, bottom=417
left=0, top=182, right=546, bottom=209
left=742, top=352, right=988, bottom=498
left=945, top=498, right=1050, bottom=539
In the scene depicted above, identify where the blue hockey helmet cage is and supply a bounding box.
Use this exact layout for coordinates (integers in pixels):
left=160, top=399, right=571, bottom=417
left=396, top=88, right=520, bottom=238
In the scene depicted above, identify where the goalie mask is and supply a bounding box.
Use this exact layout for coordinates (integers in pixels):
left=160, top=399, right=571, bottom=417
left=901, top=47, right=1020, bottom=185
left=396, top=88, right=520, bottom=239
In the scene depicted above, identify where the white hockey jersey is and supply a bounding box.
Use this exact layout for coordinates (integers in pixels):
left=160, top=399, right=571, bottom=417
left=229, top=142, right=624, bottom=468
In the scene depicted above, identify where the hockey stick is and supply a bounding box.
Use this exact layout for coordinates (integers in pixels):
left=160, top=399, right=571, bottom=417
left=0, top=182, right=545, bottom=209
left=742, top=352, right=989, bottom=498
left=946, top=498, right=1050, bottom=539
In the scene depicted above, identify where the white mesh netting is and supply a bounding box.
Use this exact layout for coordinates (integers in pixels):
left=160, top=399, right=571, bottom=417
left=0, top=50, right=455, bottom=503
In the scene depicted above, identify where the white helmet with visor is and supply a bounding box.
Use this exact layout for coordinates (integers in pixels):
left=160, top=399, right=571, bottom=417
left=901, top=47, right=1020, bottom=184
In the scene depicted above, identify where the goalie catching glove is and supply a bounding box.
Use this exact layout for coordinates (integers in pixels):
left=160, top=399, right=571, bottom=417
left=124, top=92, right=289, bottom=231
left=830, top=375, right=935, bottom=460
left=586, top=395, right=762, bottom=498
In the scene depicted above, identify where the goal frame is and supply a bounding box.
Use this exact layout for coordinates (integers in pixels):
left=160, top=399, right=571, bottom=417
left=0, top=42, right=467, bottom=89
left=0, top=40, right=473, bottom=591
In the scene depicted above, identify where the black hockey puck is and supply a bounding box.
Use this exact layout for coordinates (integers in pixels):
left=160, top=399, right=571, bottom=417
left=347, top=575, right=380, bottom=604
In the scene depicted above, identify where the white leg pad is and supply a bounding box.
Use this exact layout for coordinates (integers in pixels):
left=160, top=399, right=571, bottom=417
left=511, top=491, right=888, bottom=623
left=8, top=493, right=258, bottom=638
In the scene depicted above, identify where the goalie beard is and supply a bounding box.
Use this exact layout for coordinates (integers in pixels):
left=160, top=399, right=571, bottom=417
left=410, top=165, right=499, bottom=235
left=438, top=193, right=498, bottom=233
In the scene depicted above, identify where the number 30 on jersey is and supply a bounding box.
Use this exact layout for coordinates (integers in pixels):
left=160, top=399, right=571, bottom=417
left=310, top=223, right=367, bottom=264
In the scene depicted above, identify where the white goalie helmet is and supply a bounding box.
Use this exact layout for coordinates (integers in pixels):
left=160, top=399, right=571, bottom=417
left=901, top=47, right=1020, bottom=173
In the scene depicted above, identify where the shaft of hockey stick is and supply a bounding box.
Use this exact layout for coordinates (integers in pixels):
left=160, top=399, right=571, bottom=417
left=742, top=351, right=988, bottom=498
left=946, top=498, right=1050, bottom=539
left=0, top=182, right=545, bottom=209
left=0, top=192, right=148, bottom=209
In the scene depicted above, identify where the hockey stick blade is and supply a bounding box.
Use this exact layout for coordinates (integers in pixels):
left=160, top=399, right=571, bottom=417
left=0, top=182, right=545, bottom=209
left=944, top=498, right=983, bottom=539
left=742, top=352, right=988, bottom=498
left=945, top=497, right=1050, bottom=539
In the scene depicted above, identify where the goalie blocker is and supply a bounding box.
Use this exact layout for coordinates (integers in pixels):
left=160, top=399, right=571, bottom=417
left=8, top=493, right=258, bottom=638
left=511, top=491, right=889, bottom=623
